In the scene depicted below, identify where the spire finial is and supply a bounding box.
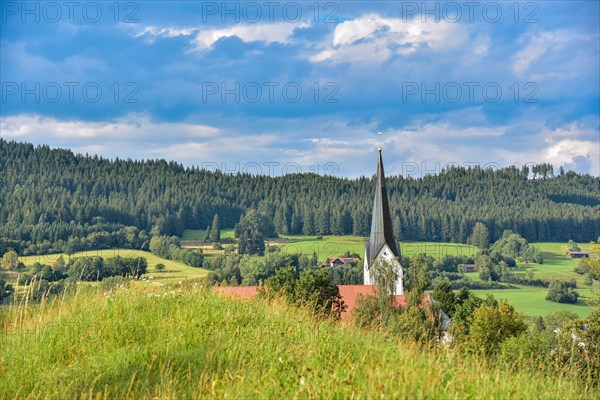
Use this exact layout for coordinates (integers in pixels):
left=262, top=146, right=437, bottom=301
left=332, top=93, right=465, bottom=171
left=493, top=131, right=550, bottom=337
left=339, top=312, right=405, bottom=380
left=377, top=131, right=382, bottom=152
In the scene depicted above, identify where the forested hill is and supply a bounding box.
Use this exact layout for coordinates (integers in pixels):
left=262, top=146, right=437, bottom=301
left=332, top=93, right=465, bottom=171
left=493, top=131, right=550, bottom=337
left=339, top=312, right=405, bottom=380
left=1, top=140, right=599, bottom=255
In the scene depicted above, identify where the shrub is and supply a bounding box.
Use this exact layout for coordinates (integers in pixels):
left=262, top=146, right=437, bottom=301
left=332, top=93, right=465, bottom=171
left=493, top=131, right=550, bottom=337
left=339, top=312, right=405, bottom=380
left=499, top=331, right=554, bottom=366
left=553, top=312, right=600, bottom=385
left=468, top=301, right=527, bottom=356
left=155, top=263, right=166, bottom=271
left=546, top=280, right=579, bottom=304
left=68, top=256, right=104, bottom=281
left=265, top=267, right=346, bottom=319
left=574, top=261, right=590, bottom=275
left=431, top=279, right=456, bottom=316
left=544, top=310, right=579, bottom=331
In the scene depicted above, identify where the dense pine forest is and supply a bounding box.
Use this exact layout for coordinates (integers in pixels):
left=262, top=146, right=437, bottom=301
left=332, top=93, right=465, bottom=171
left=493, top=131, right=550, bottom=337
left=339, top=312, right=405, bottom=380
left=1, top=140, right=599, bottom=256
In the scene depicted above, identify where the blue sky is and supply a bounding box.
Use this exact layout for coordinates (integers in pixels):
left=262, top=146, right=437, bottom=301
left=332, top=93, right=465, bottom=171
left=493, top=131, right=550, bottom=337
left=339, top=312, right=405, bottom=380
left=1, top=1, right=599, bottom=177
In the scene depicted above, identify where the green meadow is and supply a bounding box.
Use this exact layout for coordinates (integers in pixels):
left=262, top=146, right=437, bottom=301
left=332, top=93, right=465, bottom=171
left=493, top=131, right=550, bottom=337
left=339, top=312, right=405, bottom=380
left=276, top=235, right=477, bottom=260
left=0, top=284, right=589, bottom=399
left=18, top=249, right=208, bottom=283
left=181, top=228, right=235, bottom=241
left=473, top=288, right=594, bottom=318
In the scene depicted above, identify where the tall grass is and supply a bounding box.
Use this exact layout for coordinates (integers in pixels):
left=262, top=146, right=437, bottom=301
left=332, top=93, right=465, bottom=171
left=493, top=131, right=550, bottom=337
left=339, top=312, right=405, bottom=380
left=0, top=281, right=591, bottom=399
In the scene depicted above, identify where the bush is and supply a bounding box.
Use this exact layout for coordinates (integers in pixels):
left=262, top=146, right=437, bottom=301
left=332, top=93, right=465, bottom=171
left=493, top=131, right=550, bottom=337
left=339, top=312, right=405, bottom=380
left=468, top=301, right=527, bottom=356
left=265, top=267, right=346, bottom=319
left=431, top=279, right=456, bottom=316
left=155, top=263, right=166, bottom=271
left=68, top=256, right=104, bottom=281
left=104, top=256, right=147, bottom=278
left=546, top=280, right=579, bottom=304
left=553, top=312, right=600, bottom=385
left=574, top=261, right=590, bottom=275
left=544, top=310, right=579, bottom=331
left=499, top=331, right=554, bottom=366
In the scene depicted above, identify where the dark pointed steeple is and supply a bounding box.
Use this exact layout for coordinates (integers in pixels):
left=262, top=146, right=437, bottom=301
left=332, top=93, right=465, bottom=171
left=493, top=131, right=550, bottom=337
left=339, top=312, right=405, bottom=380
left=367, top=149, right=400, bottom=263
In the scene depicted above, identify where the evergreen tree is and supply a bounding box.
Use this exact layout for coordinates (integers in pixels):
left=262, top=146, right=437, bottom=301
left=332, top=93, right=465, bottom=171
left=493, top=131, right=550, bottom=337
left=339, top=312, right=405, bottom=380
left=238, top=230, right=265, bottom=256
left=0, top=140, right=598, bottom=257
left=469, top=222, right=489, bottom=249
left=210, top=214, right=220, bottom=243
left=393, top=215, right=402, bottom=242
left=204, top=225, right=211, bottom=242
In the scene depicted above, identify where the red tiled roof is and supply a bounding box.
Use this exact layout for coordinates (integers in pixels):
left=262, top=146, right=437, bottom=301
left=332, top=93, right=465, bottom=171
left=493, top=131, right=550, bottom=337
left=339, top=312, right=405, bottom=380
left=213, top=285, right=259, bottom=299
left=213, top=284, right=430, bottom=317
left=328, top=257, right=360, bottom=263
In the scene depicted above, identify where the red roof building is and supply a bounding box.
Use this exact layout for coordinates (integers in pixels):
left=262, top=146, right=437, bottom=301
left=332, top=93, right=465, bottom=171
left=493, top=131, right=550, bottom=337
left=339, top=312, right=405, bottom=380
left=328, top=257, right=361, bottom=267
left=213, top=284, right=433, bottom=318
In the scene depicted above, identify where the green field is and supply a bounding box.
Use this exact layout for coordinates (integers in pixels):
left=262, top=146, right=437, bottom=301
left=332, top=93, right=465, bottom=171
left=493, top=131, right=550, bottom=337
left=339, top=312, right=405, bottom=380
left=464, top=242, right=597, bottom=317
left=17, top=249, right=208, bottom=283
left=277, top=235, right=477, bottom=261
left=181, top=228, right=235, bottom=241
left=515, top=242, right=593, bottom=285
left=473, top=288, right=595, bottom=318
left=0, top=284, right=588, bottom=398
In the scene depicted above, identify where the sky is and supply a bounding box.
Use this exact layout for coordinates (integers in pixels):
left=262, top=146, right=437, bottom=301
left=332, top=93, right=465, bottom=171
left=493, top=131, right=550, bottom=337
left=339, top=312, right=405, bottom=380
left=1, top=1, right=599, bottom=178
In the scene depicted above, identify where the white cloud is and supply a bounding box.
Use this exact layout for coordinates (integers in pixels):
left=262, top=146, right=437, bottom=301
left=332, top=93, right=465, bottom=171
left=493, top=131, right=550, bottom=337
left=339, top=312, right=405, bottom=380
left=192, top=22, right=309, bottom=51
left=310, top=14, right=466, bottom=64
left=0, top=114, right=219, bottom=140
left=132, top=22, right=309, bottom=50
left=134, top=26, right=196, bottom=43
left=512, top=30, right=593, bottom=77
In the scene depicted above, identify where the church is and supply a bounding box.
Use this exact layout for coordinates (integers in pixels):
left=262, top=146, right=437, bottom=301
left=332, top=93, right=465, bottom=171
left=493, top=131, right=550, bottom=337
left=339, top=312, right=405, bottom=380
left=363, top=147, right=404, bottom=295
left=215, top=147, right=411, bottom=314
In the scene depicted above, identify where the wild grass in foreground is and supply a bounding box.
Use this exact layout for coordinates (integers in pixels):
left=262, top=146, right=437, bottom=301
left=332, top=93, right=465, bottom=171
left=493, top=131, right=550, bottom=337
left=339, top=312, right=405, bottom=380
left=0, top=282, right=591, bottom=399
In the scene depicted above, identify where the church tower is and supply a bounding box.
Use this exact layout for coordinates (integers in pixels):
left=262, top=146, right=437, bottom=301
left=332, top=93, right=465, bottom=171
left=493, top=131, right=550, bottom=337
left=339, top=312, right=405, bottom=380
left=364, top=148, right=403, bottom=294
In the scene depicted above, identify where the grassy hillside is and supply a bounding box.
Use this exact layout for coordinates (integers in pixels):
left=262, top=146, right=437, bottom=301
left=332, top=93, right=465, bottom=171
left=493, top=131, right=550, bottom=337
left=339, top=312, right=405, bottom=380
left=18, top=249, right=209, bottom=283
left=276, top=235, right=477, bottom=260
left=518, top=242, right=593, bottom=286
left=0, top=284, right=589, bottom=399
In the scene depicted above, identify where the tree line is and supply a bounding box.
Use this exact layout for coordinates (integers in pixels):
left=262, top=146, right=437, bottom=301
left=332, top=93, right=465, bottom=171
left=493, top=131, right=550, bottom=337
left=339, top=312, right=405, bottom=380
left=1, top=140, right=599, bottom=257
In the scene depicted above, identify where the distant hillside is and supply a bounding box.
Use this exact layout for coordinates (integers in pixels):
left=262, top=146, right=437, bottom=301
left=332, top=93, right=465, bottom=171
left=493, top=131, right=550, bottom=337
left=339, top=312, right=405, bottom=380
left=0, top=284, right=588, bottom=398
left=1, top=140, right=599, bottom=256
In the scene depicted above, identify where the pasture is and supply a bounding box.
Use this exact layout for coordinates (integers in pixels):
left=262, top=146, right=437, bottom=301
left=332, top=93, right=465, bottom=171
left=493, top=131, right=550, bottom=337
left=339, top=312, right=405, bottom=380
left=17, top=249, right=208, bottom=283
left=276, top=235, right=478, bottom=261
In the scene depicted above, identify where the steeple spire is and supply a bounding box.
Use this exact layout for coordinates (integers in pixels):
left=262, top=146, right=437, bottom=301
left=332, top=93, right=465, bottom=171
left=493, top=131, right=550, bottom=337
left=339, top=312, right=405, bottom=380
left=367, top=148, right=400, bottom=264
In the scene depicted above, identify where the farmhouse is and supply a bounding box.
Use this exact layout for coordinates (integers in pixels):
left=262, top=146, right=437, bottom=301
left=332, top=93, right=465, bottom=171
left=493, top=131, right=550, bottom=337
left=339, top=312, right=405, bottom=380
left=463, top=264, right=476, bottom=272
left=567, top=251, right=589, bottom=258
left=328, top=257, right=360, bottom=267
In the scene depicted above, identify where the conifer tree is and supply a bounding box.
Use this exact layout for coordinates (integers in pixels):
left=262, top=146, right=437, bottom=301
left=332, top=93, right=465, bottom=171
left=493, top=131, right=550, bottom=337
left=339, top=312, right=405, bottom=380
left=210, top=214, right=220, bottom=243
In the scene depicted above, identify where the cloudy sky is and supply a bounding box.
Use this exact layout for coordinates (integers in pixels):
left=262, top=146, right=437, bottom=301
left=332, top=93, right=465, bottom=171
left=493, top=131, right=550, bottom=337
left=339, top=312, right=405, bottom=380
left=1, top=1, right=598, bottom=177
